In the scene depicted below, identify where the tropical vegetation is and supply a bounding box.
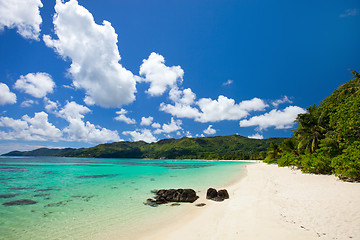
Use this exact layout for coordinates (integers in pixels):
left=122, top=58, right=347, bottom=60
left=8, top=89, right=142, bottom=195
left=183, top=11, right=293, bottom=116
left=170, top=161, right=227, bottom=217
left=265, top=70, right=360, bottom=181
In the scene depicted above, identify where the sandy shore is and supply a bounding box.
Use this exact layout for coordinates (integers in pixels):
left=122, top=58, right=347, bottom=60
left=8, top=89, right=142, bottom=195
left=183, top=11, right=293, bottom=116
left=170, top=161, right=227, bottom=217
left=141, top=162, right=360, bottom=240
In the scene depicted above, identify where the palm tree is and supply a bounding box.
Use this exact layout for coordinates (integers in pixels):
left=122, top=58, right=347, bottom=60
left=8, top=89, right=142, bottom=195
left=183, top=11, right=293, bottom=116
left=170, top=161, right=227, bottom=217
left=293, top=105, right=326, bottom=154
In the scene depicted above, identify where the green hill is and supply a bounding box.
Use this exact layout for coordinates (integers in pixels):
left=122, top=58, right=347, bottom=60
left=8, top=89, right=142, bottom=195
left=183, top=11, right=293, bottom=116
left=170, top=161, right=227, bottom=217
left=265, top=70, right=360, bottom=181
left=2, top=135, right=286, bottom=160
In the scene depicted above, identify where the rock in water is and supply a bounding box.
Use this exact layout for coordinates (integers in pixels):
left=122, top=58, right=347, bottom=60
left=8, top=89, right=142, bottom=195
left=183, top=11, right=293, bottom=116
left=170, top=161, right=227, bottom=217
left=3, top=199, right=38, bottom=206
left=206, top=188, right=229, bottom=201
left=0, top=194, right=19, bottom=199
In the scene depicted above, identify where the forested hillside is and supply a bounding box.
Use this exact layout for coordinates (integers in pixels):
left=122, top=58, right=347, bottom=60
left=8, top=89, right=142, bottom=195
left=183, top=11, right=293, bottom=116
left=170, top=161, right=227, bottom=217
left=265, top=70, right=360, bottom=181
left=3, top=135, right=285, bottom=160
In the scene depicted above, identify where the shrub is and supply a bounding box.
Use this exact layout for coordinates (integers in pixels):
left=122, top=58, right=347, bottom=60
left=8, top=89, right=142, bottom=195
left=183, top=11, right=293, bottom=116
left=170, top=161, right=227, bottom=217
left=331, top=141, right=360, bottom=181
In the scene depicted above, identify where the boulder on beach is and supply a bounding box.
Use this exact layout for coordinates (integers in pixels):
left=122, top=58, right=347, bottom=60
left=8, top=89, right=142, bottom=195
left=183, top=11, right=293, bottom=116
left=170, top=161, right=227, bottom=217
left=206, top=188, right=229, bottom=202
left=144, top=188, right=199, bottom=207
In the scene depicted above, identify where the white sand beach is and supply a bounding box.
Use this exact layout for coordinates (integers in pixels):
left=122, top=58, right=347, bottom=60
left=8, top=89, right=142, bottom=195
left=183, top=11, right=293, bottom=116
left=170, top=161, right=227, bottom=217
left=142, top=162, right=360, bottom=240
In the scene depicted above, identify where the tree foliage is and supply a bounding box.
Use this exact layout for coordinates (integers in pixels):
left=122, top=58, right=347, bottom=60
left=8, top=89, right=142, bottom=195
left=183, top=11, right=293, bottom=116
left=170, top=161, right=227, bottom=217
left=265, top=70, right=360, bottom=181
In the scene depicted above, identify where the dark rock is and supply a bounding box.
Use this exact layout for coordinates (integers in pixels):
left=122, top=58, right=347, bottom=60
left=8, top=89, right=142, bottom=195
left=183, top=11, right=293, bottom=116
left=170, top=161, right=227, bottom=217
left=171, top=203, right=181, bottom=206
left=195, top=203, right=206, bottom=207
left=144, top=198, right=158, bottom=207
left=145, top=188, right=199, bottom=207
left=206, top=188, right=229, bottom=202
left=0, top=194, right=19, bottom=199
left=217, top=189, right=229, bottom=199
left=206, top=188, right=218, bottom=199
left=3, top=199, right=38, bottom=206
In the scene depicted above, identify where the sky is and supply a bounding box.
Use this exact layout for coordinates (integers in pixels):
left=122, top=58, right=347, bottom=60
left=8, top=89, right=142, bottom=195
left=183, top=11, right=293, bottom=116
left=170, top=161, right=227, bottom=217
left=0, top=0, right=359, bottom=154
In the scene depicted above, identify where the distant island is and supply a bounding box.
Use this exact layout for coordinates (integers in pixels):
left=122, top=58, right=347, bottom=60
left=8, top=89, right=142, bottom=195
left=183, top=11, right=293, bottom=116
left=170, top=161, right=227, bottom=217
left=2, top=134, right=285, bottom=160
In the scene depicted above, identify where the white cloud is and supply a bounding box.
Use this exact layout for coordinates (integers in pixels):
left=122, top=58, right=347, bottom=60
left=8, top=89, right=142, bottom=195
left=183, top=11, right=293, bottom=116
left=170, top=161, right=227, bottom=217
left=0, top=0, right=43, bottom=40
left=0, top=83, right=16, bottom=105
left=196, top=96, right=267, bottom=123
left=140, top=116, right=153, bottom=126
left=271, top=96, right=292, bottom=107
left=222, top=79, right=233, bottom=86
left=239, top=106, right=306, bottom=130
left=114, top=109, right=136, bottom=124
left=154, top=117, right=182, bottom=134
left=63, top=118, right=121, bottom=144
left=58, top=101, right=91, bottom=121
left=0, top=112, right=62, bottom=141
left=123, top=129, right=157, bottom=143
left=151, top=122, right=161, bottom=129
left=44, top=98, right=59, bottom=113
left=21, top=99, right=38, bottom=107
left=43, top=0, right=137, bottom=108
left=340, top=9, right=358, bottom=18
left=55, top=101, right=121, bottom=144
left=14, top=73, right=55, bottom=98
left=203, top=125, right=216, bottom=135
left=139, top=52, right=184, bottom=96
left=248, top=133, right=264, bottom=139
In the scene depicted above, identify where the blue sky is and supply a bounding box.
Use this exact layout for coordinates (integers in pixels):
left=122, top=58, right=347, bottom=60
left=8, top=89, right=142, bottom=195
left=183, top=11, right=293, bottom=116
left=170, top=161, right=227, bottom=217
left=0, top=0, right=359, bottom=154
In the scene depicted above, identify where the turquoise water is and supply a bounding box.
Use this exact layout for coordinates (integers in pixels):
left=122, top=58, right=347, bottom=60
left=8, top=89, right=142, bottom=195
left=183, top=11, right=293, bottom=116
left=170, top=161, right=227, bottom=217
left=0, top=157, right=248, bottom=240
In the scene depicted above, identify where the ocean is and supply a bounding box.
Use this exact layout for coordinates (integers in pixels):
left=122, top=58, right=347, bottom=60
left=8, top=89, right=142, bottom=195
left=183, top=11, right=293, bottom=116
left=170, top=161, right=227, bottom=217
left=0, top=157, right=248, bottom=240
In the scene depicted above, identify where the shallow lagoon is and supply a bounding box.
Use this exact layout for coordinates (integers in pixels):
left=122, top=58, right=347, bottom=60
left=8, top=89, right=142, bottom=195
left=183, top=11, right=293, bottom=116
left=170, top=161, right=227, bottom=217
left=0, top=157, right=247, bottom=240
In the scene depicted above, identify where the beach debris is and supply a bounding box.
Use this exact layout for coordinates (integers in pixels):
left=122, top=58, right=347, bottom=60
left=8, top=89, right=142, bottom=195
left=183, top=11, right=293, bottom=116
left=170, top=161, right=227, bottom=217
left=0, top=194, right=19, bottom=199
left=206, top=188, right=229, bottom=202
left=3, top=199, right=38, bottom=206
left=144, top=189, right=199, bottom=207
left=195, top=203, right=206, bottom=207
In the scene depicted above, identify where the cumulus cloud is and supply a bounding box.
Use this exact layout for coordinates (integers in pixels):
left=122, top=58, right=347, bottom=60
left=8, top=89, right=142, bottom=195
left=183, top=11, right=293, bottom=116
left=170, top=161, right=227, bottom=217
left=196, top=96, right=267, bottom=123
left=123, top=129, right=157, bottom=143
left=0, top=112, right=62, bottom=141
left=0, top=83, right=16, bottom=105
left=21, top=99, right=38, bottom=107
left=43, top=0, right=136, bottom=108
left=140, top=116, right=153, bottom=126
left=151, top=122, right=161, bottom=129
left=340, top=9, right=358, bottom=18
left=57, top=101, right=121, bottom=143
left=160, top=88, right=201, bottom=119
left=271, top=96, right=292, bottom=107
left=0, top=0, right=43, bottom=40
left=63, top=118, right=121, bottom=144
left=114, top=109, right=136, bottom=124
left=139, top=52, right=184, bottom=96
left=154, top=117, right=182, bottom=134
left=44, top=98, right=59, bottom=113
left=239, top=106, right=306, bottom=130
left=57, top=101, right=91, bottom=121
left=203, top=125, right=216, bottom=135
left=248, top=133, right=264, bottom=139
left=14, top=73, right=55, bottom=98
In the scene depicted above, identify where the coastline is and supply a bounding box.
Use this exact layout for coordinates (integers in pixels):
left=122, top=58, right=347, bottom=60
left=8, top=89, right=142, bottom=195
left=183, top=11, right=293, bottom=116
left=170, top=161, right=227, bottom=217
left=142, top=162, right=360, bottom=240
